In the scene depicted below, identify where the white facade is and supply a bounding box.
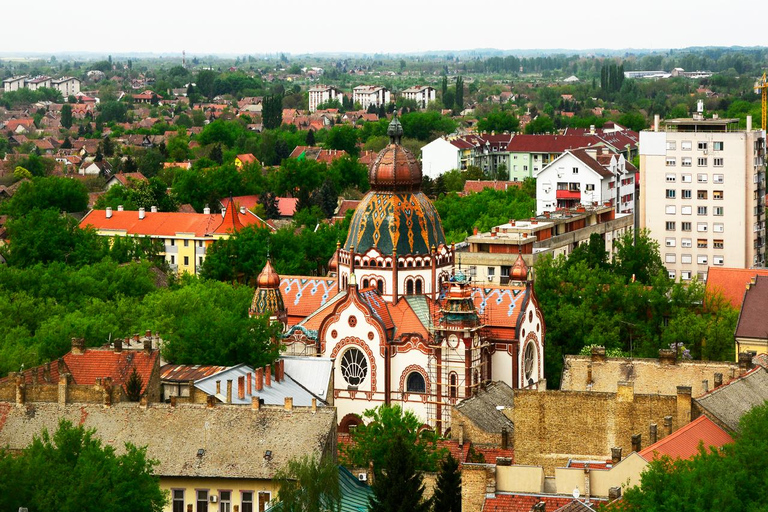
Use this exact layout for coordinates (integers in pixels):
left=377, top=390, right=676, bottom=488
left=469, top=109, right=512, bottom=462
left=2, top=76, right=27, bottom=92
left=420, top=137, right=461, bottom=178
left=308, top=85, right=343, bottom=113
left=401, top=86, right=436, bottom=109
left=52, top=77, right=81, bottom=98
left=352, top=85, right=390, bottom=110
left=25, top=76, right=52, bottom=91
left=640, top=116, right=766, bottom=281
left=536, top=150, right=635, bottom=215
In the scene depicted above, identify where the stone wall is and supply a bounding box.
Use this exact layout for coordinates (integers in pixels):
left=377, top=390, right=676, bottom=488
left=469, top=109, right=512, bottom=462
left=462, top=464, right=494, bottom=512
left=513, top=384, right=688, bottom=474
left=451, top=408, right=507, bottom=447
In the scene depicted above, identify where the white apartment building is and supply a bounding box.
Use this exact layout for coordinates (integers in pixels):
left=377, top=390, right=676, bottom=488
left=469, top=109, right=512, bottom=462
left=308, top=85, right=343, bottom=113
left=2, top=75, right=27, bottom=92
left=352, top=85, right=390, bottom=110
left=25, top=76, right=52, bottom=91
left=400, top=86, right=436, bottom=109
left=640, top=114, right=766, bottom=282
left=536, top=148, right=636, bottom=216
left=52, top=77, right=81, bottom=98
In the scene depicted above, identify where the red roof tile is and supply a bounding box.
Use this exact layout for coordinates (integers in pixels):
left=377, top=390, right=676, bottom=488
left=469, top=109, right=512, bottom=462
left=506, top=134, right=602, bottom=153
left=638, top=415, right=733, bottom=461
left=705, top=267, right=768, bottom=309
left=79, top=209, right=268, bottom=237
left=483, top=493, right=575, bottom=512
left=280, top=276, right=339, bottom=325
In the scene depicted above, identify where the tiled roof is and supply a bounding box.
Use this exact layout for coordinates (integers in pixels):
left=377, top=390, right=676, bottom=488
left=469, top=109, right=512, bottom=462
left=695, top=367, right=768, bottom=432
left=455, top=381, right=515, bottom=434
left=473, top=446, right=515, bottom=463
left=438, top=439, right=471, bottom=463
left=388, top=298, right=430, bottom=339
left=358, top=288, right=394, bottom=330
left=79, top=209, right=268, bottom=237
left=506, top=134, right=601, bottom=153
left=109, top=172, right=147, bottom=186
left=280, top=276, right=339, bottom=324
left=236, top=153, right=259, bottom=164
left=483, top=493, right=575, bottom=512
left=463, top=180, right=524, bottom=194
left=638, top=415, right=733, bottom=461
left=735, top=275, right=768, bottom=339
left=0, top=402, right=336, bottom=480
left=705, top=267, right=768, bottom=309
left=471, top=284, right=527, bottom=334
left=568, top=149, right=615, bottom=179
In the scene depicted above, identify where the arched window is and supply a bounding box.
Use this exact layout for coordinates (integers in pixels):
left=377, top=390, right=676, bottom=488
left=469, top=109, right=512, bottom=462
left=406, top=372, right=426, bottom=393
left=406, top=280, right=414, bottom=295
left=341, top=348, right=368, bottom=387
left=362, top=278, right=369, bottom=289
left=449, top=372, right=458, bottom=399
left=415, top=279, right=423, bottom=295
left=377, top=281, right=384, bottom=294
left=524, top=342, right=536, bottom=386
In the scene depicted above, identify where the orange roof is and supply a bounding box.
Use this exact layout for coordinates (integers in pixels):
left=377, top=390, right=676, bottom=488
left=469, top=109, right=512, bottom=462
left=236, top=153, right=259, bottom=165
left=79, top=209, right=268, bottom=237
left=388, top=298, right=429, bottom=338
left=638, top=415, right=733, bottom=461
left=705, top=267, right=768, bottom=309
left=109, top=172, right=147, bottom=186
left=214, top=201, right=245, bottom=234
left=280, top=276, right=339, bottom=325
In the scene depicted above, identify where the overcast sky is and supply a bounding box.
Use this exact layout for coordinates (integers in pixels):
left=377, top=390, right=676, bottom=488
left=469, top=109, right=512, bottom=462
left=2, top=0, right=763, bottom=56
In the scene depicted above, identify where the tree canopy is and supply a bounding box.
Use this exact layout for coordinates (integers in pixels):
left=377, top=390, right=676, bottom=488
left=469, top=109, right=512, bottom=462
left=274, top=455, right=341, bottom=512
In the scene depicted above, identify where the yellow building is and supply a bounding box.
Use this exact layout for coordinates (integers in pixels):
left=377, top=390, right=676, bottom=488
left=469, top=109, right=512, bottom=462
left=235, top=153, right=260, bottom=170
left=79, top=206, right=272, bottom=275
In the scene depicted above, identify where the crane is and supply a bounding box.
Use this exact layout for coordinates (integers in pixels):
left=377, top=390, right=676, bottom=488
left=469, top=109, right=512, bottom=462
left=756, top=72, right=768, bottom=132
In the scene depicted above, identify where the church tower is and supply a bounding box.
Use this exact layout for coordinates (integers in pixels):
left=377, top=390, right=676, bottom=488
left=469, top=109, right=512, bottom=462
left=249, top=259, right=287, bottom=329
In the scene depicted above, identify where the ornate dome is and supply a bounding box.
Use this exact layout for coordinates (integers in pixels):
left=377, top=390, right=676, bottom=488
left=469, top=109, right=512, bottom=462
left=368, top=117, right=422, bottom=192
left=510, top=253, right=528, bottom=281
left=344, top=117, right=444, bottom=256
left=257, top=259, right=281, bottom=289
left=327, top=243, right=339, bottom=274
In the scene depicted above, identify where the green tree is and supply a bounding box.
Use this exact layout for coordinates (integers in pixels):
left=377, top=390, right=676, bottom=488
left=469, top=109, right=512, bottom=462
left=477, top=110, right=520, bottom=133
left=612, top=228, right=664, bottom=285
left=263, top=94, right=284, bottom=129
left=124, top=366, right=145, bottom=401
left=274, top=455, right=341, bottom=512
left=433, top=453, right=462, bottom=512
left=369, top=433, right=431, bottom=512
left=0, top=419, right=166, bottom=512
left=325, top=125, right=359, bottom=156
left=342, top=405, right=443, bottom=473
left=454, top=76, right=464, bottom=114
left=61, top=103, right=73, bottom=129
left=1, top=176, right=89, bottom=217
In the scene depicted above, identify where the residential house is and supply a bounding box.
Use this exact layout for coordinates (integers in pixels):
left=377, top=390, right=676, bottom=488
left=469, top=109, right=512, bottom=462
left=79, top=206, right=273, bottom=274
left=289, top=145, right=348, bottom=164
left=451, top=381, right=515, bottom=446
left=705, top=267, right=768, bottom=309
left=535, top=148, right=636, bottom=215
left=734, top=276, right=768, bottom=357
left=235, top=153, right=260, bottom=169
left=79, top=160, right=113, bottom=177
left=105, top=172, right=147, bottom=190
left=0, top=400, right=337, bottom=512
left=4, top=118, right=36, bottom=134
left=400, top=86, right=436, bottom=109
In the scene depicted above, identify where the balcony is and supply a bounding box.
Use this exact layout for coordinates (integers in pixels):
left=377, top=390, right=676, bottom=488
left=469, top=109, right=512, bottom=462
left=556, top=189, right=581, bottom=200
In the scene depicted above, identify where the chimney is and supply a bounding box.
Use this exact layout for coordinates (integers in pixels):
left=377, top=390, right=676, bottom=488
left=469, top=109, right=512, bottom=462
left=501, top=427, right=509, bottom=450
left=265, top=364, right=271, bottom=387
left=279, top=360, right=285, bottom=382
left=14, top=373, right=25, bottom=406
left=145, top=329, right=151, bottom=338
left=590, top=346, right=606, bottom=363
left=204, top=206, right=211, bottom=215
left=587, top=362, right=593, bottom=386
left=226, top=379, right=233, bottom=403
left=617, top=381, right=634, bottom=402
left=106, top=207, right=113, bottom=218
left=284, top=396, right=293, bottom=411
left=252, top=396, right=260, bottom=410
left=311, top=398, right=317, bottom=412
left=138, top=207, right=145, bottom=220
left=583, top=465, right=591, bottom=501
left=238, top=376, right=245, bottom=400
left=221, top=207, right=226, bottom=219
left=206, top=394, right=216, bottom=408
left=631, top=434, right=641, bottom=453
left=747, top=115, right=752, bottom=132
left=676, top=386, right=692, bottom=426
left=143, top=336, right=152, bottom=353
left=589, top=124, right=595, bottom=134
left=664, top=415, right=673, bottom=436
left=240, top=206, right=246, bottom=214
left=473, top=226, right=478, bottom=235
left=216, top=380, right=221, bottom=395
left=458, top=423, right=465, bottom=446
left=117, top=204, right=124, bottom=211
left=714, top=372, right=723, bottom=388
left=58, top=373, right=70, bottom=404
left=247, top=372, right=252, bottom=396
left=649, top=423, right=658, bottom=444
left=139, top=396, right=148, bottom=408
left=738, top=353, right=753, bottom=374
left=702, top=380, right=709, bottom=394
left=653, top=114, right=660, bottom=132
left=611, top=447, right=622, bottom=464
left=113, top=338, right=123, bottom=353
left=71, top=337, right=85, bottom=355
left=43, top=362, right=51, bottom=383
left=256, top=368, right=264, bottom=391
left=658, top=349, right=676, bottom=365
left=150, top=205, right=158, bottom=213
left=608, top=487, right=622, bottom=501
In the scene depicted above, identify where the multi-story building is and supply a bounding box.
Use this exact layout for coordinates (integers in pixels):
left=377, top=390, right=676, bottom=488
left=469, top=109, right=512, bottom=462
left=640, top=114, right=766, bottom=281
left=400, top=85, right=436, bottom=109
left=352, top=85, right=390, bottom=110
left=420, top=133, right=512, bottom=179
left=536, top=147, right=636, bottom=215
left=25, top=76, right=52, bottom=91
left=308, top=85, right=343, bottom=113
left=2, top=75, right=80, bottom=96
left=51, top=77, right=81, bottom=97
left=459, top=204, right=633, bottom=286
left=79, top=206, right=272, bottom=275
left=2, top=75, right=27, bottom=92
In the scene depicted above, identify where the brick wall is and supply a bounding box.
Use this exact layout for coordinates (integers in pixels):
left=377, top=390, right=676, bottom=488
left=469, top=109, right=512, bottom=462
left=451, top=408, right=505, bottom=446
left=462, top=464, right=492, bottom=512
left=513, top=386, right=685, bottom=474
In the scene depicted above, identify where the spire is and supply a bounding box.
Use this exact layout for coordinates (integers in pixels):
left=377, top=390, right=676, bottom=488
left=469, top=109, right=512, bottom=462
left=257, top=259, right=281, bottom=289
left=510, top=252, right=528, bottom=282
left=387, top=115, right=403, bottom=145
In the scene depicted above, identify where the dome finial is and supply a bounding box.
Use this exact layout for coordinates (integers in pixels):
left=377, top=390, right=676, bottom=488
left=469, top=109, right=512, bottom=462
left=387, top=114, right=403, bottom=145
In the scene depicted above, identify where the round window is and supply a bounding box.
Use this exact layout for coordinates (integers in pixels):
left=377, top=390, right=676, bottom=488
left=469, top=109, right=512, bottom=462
left=341, top=347, right=368, bottom=386
left=524, top=343, right=536, bottom=382
left=448, top=334, right=459, bottom=348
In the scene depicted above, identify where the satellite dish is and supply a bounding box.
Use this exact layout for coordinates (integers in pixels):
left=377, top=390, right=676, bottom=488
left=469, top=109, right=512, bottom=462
left=573, top=488, right=580, bottom=499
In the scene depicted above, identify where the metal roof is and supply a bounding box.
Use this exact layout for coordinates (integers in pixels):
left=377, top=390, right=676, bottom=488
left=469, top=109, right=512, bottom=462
left=282, top=356, right=333, bottom=402
left=160, top=364, right=230, bottom=382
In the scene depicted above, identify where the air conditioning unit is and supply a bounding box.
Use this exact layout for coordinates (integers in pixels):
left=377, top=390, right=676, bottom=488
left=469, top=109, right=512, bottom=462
left=358, top=473, right=368, bottom=482
left=210, top=496, right=218, bottom=503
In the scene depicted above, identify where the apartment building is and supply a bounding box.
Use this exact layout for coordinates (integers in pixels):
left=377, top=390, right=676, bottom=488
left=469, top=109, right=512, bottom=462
left=352, top=85, right=390, bottom=110
left=308, top=85, right=343, bottom=112
left=639, top=113, right=766, bottom=282
left=400, top=85, right=436, bottom=109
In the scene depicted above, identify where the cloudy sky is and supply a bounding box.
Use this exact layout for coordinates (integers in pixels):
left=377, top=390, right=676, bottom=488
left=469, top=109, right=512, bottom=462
left=2, top=0, right=762, bottom=56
